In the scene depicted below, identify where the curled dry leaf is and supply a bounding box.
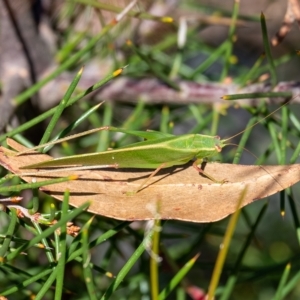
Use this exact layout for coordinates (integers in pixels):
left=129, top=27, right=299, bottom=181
left=0, top=138, right=299, bottom=223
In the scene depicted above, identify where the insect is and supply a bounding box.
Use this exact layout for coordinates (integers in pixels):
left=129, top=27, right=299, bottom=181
left=19, top=101, right=291, bottom=193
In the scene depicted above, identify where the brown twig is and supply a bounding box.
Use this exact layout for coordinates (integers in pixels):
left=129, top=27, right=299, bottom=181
left=272, top=0, right=300, bottom=46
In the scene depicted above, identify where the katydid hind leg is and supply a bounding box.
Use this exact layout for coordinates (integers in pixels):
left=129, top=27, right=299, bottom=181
left=17, top=126, right=115, bottom=155
left=18, top=126, right=174, bottom=156
left=126, top=163, right=167, bottom=195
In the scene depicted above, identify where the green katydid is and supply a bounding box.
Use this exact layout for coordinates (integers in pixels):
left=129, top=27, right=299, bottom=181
left=18, top=101, right=291, bottom=193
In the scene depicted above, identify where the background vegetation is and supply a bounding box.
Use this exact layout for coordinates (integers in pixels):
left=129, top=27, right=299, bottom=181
left=1, top=1, right=300, bottom=299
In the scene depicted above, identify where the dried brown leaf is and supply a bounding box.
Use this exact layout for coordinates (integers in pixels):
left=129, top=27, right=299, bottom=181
left=0, top=138, right=299, bottom=223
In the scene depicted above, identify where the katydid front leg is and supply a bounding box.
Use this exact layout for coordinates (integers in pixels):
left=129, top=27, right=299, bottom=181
left=128, top=159, right=223, bottom=196
left=127, top=160, right=225, bottom=196
left=193, top=159, right=225, bottom=184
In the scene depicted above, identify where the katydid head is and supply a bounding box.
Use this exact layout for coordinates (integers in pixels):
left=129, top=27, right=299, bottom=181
left=192, top=134, right=223, bottom=159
